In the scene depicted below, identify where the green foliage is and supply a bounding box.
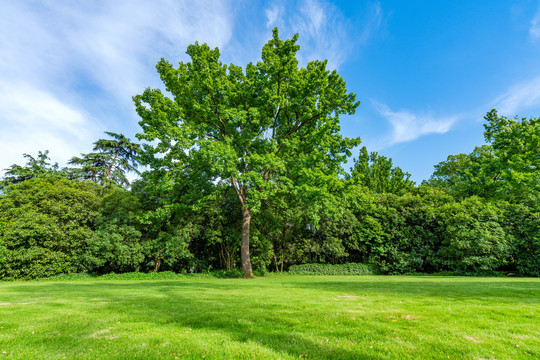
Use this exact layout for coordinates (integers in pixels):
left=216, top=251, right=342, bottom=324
left=288, top=262, right=374, bottom=275
left=38, top=270, right=245, bottom=281
left=139, top=205, right=194, bottom=272
left=500, top=203, right=540, bottom=276
left=0, top=178, right=101, bottom=279
left=429, top=110, right=539, bottom=204
left=209, top=269, right=244, bottom=278
left=438, top=197, right=509, bottom=273
left=188, top=188, right=243, bottom=271
left=134, top=27, right=360, bottom=277
left=83, top=187, right=145, bottom=274
left=2, top=150, right=71, bottom=188
left=69, top=132, right=141, bottom=187
left=347, top=187, right=453, bottom=274
left=428, top=145, right=499, bottom=198
left=484, top=110, right=539, bottom=203
left=350, top=146, right=415, bottom=195
left=343, top=187, right=515, bottom=275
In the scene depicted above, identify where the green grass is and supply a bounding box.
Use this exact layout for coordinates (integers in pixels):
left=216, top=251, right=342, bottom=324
left=0, top=276, right=538, bottom=359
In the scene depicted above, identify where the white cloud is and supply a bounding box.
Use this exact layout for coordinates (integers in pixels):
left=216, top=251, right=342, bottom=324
left=492, top=75, right=540, bottom=116
left=265, top=4, right=282, bottom=28
left=0, top=0, right=235, bottom=174
left=0, top=82, right=99, bottom=172
left=263, top=0, right=384, bottom=70
left=530, top=8, right=540, bottom=39
left=369, top=71, right=540, bottom=151
left=300, top=0, right=326, bottom=32
left=291, top=0, right=350, bottom=69
left=374, top=102, right=458, bottom=146
left=0, top=0, right=234, bottom=107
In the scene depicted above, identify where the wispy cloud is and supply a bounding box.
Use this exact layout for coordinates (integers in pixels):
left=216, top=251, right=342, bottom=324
left=356, top=2, right=384, bottom=44
left=264, top=0, right=384, bottom=69
left=492, top=74, right=540, bottom=116
left=0, top=82, right=98, bottom=170
left=373, top=102, right=458, bottom=147
left=529, top=7, right=540, bottom=39
left=265, top=4, right=282, bottom=28
left=0, top=0, right=235, bottom=174
left=369, top=71, right=540, bottom=151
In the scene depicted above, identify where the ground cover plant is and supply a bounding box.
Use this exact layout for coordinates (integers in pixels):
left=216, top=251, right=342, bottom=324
left=0, top=276, right=538, bottom=359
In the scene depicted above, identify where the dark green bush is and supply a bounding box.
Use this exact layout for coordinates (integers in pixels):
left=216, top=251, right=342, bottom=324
left=83, top=188, right=144, bottom=274
left=210, top=269, right=243, bottom=278
left=501, top=203, right=540, bottom=277
left=37, top=270, right=245, bottom=282
left=288, top=263, right=374, bottom=275
left=438, top=197, right=508, bottom=273
left=0, top=178, right=101, bottom=280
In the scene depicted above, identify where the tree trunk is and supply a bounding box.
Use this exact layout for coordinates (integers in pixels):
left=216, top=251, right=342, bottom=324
left=241, top=207, right=254, bottom=278
left=154, top=257, right=161, bottom=273
left=106, top=149, right=120, bottom=179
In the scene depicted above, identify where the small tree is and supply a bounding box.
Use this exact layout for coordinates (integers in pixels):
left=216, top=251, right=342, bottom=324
left=69, top=132, right=141, bottom=187
left=2, top=150, right=69, bottom=188
left=134, top=28, right=360, bottom=277
left=349, top=146, right=415, bottom=195
left=93, top=132, right=141, bottom=180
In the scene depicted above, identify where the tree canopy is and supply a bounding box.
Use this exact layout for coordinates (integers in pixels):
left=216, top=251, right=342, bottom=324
left=69, top=132, right=141, bottom=187
left=134, top=28, right=360, bottom=277
left=349, top=146, right=415, bottom=195
left=2, top=150, right=68, bottom=188
left=428, top=109, right=539, bottom=205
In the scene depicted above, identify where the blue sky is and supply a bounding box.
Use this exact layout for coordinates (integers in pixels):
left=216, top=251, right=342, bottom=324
left=2, top=0, right=540, bottom=182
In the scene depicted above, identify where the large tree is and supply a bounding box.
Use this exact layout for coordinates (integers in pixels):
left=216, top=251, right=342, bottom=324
left=134, top=28, right=360, bottom=277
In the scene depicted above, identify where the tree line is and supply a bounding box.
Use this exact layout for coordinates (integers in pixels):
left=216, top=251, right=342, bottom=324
left=1, top=29, right=538, bottom=279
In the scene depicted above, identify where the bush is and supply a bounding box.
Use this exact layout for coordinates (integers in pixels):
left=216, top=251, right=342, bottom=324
left=210, top=269, right=243, bottom=278
left=83, top=187, right=144, bottom=274
left=438, top=197, right=508, bottom=273
left=0, top=178, right=101, bottom=280
left=501, top=203, right=540, bottom=277
left=288, top=263, right=374, bottom=275
left=37, top=270, right=245, bottom=282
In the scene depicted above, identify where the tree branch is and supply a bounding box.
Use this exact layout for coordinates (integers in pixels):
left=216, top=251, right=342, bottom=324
left=230, top=175, right=246, bottom=207
left=276, top=113, right=322, bottom=153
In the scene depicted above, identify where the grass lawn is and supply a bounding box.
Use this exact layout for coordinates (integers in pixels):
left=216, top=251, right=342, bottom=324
left=0, top=275, right=538, bottom=359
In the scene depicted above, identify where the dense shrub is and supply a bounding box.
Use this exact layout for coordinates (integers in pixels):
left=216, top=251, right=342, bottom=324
left=288, top=263, right=374, bottom=275
left=348, top=187, right=454, bottom=275
left=501, top=203, right=540, bottom=276
left=38, top=270, right=245, bottom=281
left=83, top=188, right=144, bottom=274
left=0, top=178, right=101, bottom=280
left=438, top=197, right=508, bottom=273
